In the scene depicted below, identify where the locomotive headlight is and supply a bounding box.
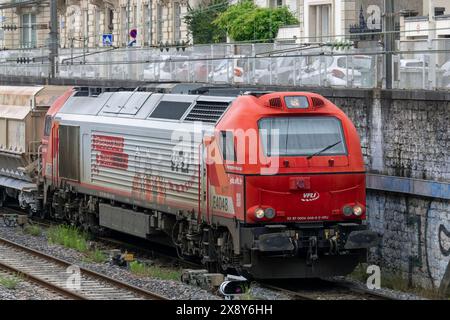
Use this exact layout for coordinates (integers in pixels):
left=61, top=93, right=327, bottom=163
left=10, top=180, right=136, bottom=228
left=264, top=208, right=276, bottom=219
left=255, top=208, right=265, bottom=219
left=343, top=205, right=353, bottom=216
left=353, top=205, right=363, bottom=216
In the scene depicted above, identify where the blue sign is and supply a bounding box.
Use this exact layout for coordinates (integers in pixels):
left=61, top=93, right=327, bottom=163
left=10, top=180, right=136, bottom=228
left=102, top=34, right=113, bottom=46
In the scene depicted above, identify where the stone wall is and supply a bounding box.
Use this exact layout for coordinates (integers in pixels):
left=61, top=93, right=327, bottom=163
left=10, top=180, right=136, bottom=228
left=323, top=89, right=450, bottom=292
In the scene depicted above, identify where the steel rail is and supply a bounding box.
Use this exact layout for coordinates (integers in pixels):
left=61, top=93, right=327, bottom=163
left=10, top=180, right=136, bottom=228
left=0, top=236, right=168, bottom=300
left=260, top=280, right=397, bottom=300
left=0, top=261, right=85, bottom=299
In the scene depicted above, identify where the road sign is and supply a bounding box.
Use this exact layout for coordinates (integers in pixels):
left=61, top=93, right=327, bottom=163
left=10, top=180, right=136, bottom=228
left=102, top=34, right=113, bottom=47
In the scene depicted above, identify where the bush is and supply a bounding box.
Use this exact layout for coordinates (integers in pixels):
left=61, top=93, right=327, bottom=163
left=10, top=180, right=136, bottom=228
left=184, top=0, right=228, bottom=44
left=213, top=0, right=299, bottom=41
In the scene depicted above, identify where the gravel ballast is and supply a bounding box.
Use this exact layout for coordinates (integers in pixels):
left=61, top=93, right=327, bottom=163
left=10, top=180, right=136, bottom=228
left=0, top=222, right=430, bottom=300
left=0, top=222, right=219, bottom=300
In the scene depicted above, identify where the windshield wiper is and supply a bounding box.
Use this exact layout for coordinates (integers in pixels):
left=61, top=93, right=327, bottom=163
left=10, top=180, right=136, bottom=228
left=306, top=141, right=342, bottom=160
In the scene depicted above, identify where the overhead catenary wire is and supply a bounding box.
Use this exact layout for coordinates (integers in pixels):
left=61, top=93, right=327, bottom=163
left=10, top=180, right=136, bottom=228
left=6, top=47, right=450, bottom=68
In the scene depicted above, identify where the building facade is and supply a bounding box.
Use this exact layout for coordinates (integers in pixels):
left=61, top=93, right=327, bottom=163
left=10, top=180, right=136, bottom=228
left=274, top=0, right=443, bottom=43
left=0, top=0, right=198, bottom=49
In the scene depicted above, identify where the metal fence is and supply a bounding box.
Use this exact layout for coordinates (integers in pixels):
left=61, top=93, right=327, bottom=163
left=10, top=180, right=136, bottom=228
left=1, top=41, right=450, bottom=90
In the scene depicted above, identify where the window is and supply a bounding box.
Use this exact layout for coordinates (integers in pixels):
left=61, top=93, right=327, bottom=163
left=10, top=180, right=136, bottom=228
left=83, top=8, right=89, bottom=43
left=157, top=3, right=163, bottom=43
left=220, top=131, right=236, bottom=162
left=284, top=96, right=309, bottom=109
left=21, top=13, right=36, bottom=48
left=270, top=0, right=283, bottom=7
left=106, top=8, right=114, bottom=33
left=173, top=2, right=181, bottom=43
left=144, top=1, right=152, bottom=46
left=95, top=8, right=100, bottom=46
left=44, top=116, right=52, bottom=136
left=259, top=117, right=346, bottom=156
left=309, top=4, right=331, bottom=42
left=121, top=6, right=128, bottom=45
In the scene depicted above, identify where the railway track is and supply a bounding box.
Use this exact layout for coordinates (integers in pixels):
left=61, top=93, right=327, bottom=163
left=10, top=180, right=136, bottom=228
left=0, top=207, right=400, bottom=300
left=0, top=236, right=168, bottom=300
left=0, top=267, right=69, bottom=300
left=261, top=279, right=397, bottom=300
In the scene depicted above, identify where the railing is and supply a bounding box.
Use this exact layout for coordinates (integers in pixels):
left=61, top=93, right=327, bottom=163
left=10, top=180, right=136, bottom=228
left=1, top=41, right=450, bottom=90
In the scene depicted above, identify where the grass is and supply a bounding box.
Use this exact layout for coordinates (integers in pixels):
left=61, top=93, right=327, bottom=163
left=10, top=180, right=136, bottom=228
left=47, top=225, right=111, bottom=264
left=238, top=288, right=257, bottom=300
left=349, top=263, right=369, bottom=283
left=129, top=261, right=181, bottom=281
left=350, top=263, right=444, bottom=299
left=47, top=225, right=89, bottom=252
left=0, top=274, right=21, bottom=290
left=381, top=272, right=442, bottom=299
left=23, top=224, right=42, bottom=237
left=84, top=248, right=108, bottom=264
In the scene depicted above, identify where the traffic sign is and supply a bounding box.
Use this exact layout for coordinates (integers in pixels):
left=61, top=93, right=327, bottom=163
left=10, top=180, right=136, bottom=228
left=102, top=34, right=113, bottom=46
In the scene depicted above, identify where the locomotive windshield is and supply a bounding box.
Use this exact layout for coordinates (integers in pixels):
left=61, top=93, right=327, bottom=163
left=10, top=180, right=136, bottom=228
left=259, top=116, right=347, bottom=156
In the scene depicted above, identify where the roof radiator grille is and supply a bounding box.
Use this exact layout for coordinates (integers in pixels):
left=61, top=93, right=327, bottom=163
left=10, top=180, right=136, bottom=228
left=185, top=100, right=230, bottom=123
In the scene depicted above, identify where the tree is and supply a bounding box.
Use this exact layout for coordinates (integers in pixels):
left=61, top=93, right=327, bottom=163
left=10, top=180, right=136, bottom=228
left=213, top=0, right=299, bottom=42
left=184, top=0, right=229, bottom=44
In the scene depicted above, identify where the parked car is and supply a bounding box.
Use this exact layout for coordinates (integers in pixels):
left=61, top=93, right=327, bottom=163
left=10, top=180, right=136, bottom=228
left=439, top=60, right=450, bottom=87
left=400, top=59, right=428, bottom=69
left=209, top=56, right=245, bottom=83
left=398, top=58, right=435, bottom=90
left=299, top=55, right=373, bottom=87
left=143, top=55, right=189, bottom=81
left=190, top=60, right=208, bottom=82
left=254, top=56, right=308, bottom=85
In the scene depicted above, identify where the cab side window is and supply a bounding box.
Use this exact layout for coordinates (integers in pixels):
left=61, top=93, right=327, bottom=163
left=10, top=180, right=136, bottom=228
left=220, top=131, right=236, bottom=162
left=44, top=115, right=52, bottom=137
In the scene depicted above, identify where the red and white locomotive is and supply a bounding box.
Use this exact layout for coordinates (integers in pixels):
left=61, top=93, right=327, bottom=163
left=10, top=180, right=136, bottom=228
left=0, top=86, right=378, bottom=279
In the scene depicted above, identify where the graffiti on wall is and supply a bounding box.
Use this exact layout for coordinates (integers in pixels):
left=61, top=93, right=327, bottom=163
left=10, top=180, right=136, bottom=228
left=423, top=201, right=450, bottom=293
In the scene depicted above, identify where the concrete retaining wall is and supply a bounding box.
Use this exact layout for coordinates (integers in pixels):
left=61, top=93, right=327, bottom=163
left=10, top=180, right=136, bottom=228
left=329, top=90, right=450, bottom=293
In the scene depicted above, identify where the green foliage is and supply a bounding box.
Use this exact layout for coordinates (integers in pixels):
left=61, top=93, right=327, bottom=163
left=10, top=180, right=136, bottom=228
left=0, top=275, right=21, bottom=290
left=23, top=224, right=42, bottom=237
left=84, top=248, right=108, bottom=264
left=213, top=0, right=299, bottom=42
left=349, top=263, right=368, bottom=282
left=47, top=225, right=89, bottom=252
left=129, top=261, right=181, bottom=281
left=184, top=0, right=228, bottom=44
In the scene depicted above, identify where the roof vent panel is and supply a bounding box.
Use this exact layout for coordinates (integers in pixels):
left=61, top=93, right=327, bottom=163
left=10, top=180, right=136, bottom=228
left=184, top=100, right=230, bottom=123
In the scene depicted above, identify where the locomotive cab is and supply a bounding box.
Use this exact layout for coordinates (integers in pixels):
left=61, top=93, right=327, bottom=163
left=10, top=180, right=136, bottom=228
left=210, top=92, right=379, bottom=278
